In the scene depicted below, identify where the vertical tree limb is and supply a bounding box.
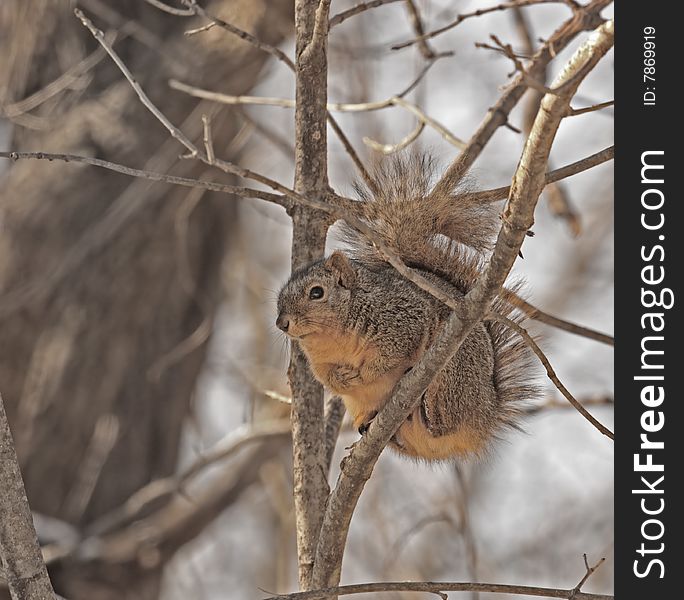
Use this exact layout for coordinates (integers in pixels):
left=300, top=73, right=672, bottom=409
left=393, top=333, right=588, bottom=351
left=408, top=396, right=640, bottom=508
left=290, top=0, right=334, bottom=590
left=0, top=392, right=56, bottom=600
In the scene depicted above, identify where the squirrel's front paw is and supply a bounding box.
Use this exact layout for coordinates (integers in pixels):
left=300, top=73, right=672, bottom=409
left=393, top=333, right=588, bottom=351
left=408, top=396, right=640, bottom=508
left=328, top=363, right=361, bottom=390
left=356, top=410, right=378, bottom=435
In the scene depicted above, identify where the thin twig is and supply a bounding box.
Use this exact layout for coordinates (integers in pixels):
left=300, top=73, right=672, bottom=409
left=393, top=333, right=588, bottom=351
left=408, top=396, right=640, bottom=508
left=167, top=81, right=466, bottom=150
left=262, top=580, right=612, bottom=600
left=404, top=0, right=437, bottom=59
left=490, top=314, right=614, bottom=439
left=364, top=121, right=425, bottom=154
left=525, top=396, right=613, bottom=415
left=393, top=0, right=570, bottom=50
left=142, top=0, right=194, bottom=16
left=507, top=294, right=614, bottom=346
left=329, top=0, right=403, bottom=27
left=201, top=114, right=215, bottom=165
left=0, top=151, right=289, bottom=208
left=571, top=554, right=607, bottom=599
left=566, top=100, right=614, bottom=116
left=74, top=9, right=314, bottom=200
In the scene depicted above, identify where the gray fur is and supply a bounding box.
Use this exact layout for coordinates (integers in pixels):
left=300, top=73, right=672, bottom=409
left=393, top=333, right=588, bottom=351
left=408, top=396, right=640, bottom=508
left=277, top=153, right=540, bottom=460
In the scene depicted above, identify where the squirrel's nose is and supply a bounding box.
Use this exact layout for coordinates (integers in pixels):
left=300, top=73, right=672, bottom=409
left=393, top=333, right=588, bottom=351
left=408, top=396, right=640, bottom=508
left=276, top=313, right=290, bottom=333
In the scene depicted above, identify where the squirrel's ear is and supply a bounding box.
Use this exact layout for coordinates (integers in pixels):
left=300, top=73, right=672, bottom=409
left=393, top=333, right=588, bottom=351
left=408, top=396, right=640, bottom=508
left=324, top=251, right=356, bottom=288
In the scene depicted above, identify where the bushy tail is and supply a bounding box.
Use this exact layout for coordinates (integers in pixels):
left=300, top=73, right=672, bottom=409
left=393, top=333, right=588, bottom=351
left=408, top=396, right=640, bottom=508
left=343, top=153, right=541, bottom=419
left=342, top=153, right=499, bottom=292
left=487, top=284, right=542, bottom=430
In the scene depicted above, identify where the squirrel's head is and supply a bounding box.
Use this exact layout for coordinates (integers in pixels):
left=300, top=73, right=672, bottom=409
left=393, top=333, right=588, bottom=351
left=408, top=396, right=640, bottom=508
left=276, top=251, right=357, bottom=339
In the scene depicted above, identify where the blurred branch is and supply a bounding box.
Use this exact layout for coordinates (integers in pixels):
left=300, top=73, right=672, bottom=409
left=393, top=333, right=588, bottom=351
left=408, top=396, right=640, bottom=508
left=329, top=0, right=403, bottom=27
left=85, top=419, right=292, bottom=538
left=525, top=395, right=613, bottom=416
left=142, top=0, right=194, bottom=17
left=180, top=0, right=296, bottom=70
left=490, top=314, right=614, bottom=439
left=0, top=151, right=290, bottom=207
left=168, top=81, right=465, bottom=148
left=364, top=121, right=425, bottom=154
left=1, top=45, right=107, bottom=119
left=0, top=392, right=57, bottom=599
left=72, top=440, right=286, bottom=569
left=393, top=0, right=572, bottom=50
left=404, top=0, right=437, bottom=59
left=261, top=580, right=612, bottom=600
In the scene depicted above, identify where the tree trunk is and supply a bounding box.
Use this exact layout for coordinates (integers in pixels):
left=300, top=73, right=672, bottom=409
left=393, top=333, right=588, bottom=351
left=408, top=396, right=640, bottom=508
left=0, top=1, right=293, bottom=598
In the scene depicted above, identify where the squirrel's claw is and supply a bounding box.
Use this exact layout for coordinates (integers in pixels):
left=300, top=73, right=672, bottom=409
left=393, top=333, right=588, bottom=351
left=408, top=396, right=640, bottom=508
left=357, top=410, right=379, bottom=435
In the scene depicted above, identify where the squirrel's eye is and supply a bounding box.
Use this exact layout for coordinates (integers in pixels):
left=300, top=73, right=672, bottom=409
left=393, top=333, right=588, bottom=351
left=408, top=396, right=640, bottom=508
left=309, top=286, right=325, bottom=300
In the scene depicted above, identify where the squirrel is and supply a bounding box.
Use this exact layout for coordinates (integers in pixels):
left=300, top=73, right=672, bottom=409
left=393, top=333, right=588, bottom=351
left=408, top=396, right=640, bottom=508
left=276, top=154, right=539, bottom=461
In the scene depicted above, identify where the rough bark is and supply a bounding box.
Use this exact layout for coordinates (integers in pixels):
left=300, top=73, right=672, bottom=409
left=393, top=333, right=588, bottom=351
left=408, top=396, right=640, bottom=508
left=289, top=0, right=333, bottom=591
left=0, top=393, right=56, bottom=600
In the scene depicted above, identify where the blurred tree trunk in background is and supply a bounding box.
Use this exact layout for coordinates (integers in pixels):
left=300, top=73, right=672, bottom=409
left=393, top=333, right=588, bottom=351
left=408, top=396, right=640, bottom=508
left=0, top=1, right=293, bottom=598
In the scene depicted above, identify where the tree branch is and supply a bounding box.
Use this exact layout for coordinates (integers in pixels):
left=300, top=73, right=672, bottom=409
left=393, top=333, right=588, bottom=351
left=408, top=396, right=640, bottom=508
left=262, top=580, right=612, bottom=600
left=329, top=0, right=403, bottom=28
left=392, top=0, right=571, bottom=50
left=507, top=293, right=614, bottom=346
left=489, top=315, right=614, bottom=439
left=0, top=392, right=57, bottom=600
left=290, top=0, right=334, bottom=590
left=458, top=145, right=614, bottom=204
